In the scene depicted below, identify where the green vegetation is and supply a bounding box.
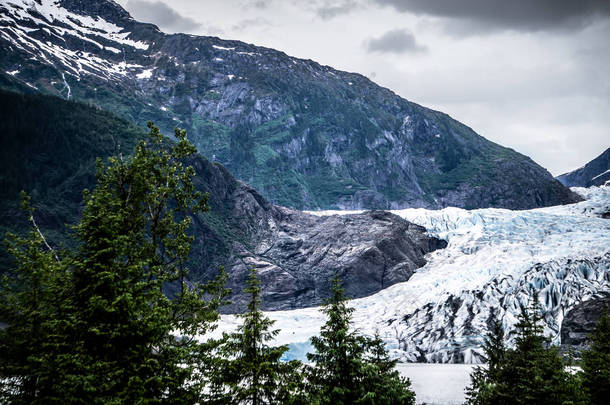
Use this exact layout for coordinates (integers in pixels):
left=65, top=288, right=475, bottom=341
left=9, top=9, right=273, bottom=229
left=306, top=276, right=416, bottom=405
left=0, top=123, right=229, bottom=403
left=0, top=115, right=417, bottom=403
left=465, top=296, right=587, bottom=405
left=582, top=309, right=610, bottom=405
left=0, top=89, right=146, bottom=270
left=0, top=89, right=251, bottom=280
left=213, top=268, right=303, bottom=404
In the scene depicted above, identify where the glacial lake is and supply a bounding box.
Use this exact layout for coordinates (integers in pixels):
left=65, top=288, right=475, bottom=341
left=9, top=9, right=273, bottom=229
left=396, top=363, right=476, bottom=405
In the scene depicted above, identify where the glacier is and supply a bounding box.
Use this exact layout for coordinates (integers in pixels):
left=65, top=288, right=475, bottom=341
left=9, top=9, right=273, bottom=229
left=213, top=186, right=610, bottom=363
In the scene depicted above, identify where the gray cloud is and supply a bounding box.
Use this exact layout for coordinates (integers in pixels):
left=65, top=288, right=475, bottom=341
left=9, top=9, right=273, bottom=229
left=231, top=17, right=273, bottom=31
left=365, top=29, right=426, bottom=53
left=372, top=0, right=610, bottom=32
left=253, top=0, right=271, bottom=8
left=125, top=0, right=201, bottom=32
left=240, top=0, right=272, bottom=9
left=316, top=0, right=360, bottom=20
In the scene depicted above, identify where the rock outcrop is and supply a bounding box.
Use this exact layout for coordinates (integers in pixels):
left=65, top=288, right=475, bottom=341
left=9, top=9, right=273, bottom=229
left=209, top=207, right=447, bottom=312
left=561, top=294, right=610, bottom=346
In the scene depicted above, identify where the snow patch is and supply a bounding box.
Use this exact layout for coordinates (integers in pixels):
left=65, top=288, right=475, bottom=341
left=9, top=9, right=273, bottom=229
left=237, top=51, right=260, bottom=56
left=212, top=45, right=235, bottom=51
left=592, top=168, right=610, bottom=181
left=136, top=68, right=153, bottom=79
left=3, top=0, right=149, bottom=50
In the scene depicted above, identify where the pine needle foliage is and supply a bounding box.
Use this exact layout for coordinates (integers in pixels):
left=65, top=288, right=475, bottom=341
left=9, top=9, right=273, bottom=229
left=465, top=315, right=506, bottom=405
left=307, top=276, right=416, bottom=405
left=214, top=268, right=302, bottom=404
left=0, top=123, right=229, bottom=404
left=465, top=295, right=586, bottom=405
left=581, top=308, right=610, bottom=405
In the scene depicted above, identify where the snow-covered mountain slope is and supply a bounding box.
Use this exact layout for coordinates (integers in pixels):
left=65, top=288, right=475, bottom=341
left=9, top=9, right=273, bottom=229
left=557, top=148, right=610, bottom=188
left=0, top=0, right=580, bottom=211
left=0, top=0, right=151, bottom=84
left=214, top=186, right=610, bottom=363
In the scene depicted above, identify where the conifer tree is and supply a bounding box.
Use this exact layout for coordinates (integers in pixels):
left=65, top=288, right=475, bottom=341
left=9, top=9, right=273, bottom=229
left=465, top=315, right=507, bottom=405
left=215, top=268, right=302, bottom=404
left=307, top=276, right=415, bottom=405
left=0, top=195, right=75, bottom=404
left=358, top=332, right=416, bottom=405
left=582, top=308, right=610, bottom=405
left=307, top=276, right=368, bottom=404
left=0, top=123, right=229, bottom=403
left=498, top=296, right=584, bottom=405
left=466, top=295, right=586, bottom=405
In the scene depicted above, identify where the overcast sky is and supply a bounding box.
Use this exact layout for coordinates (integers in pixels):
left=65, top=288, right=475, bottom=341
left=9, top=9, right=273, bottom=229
left=116, top=0, right=610, bottom=175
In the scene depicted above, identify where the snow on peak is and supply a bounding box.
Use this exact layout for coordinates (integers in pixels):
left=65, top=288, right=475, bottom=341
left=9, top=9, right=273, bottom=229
left=136, top=68, right=153, bottom=80
left=0, top=0, right=150, bottom=82
left=3, top=0, right=149, bottom=50
left=212, top=44, right=235, bottom=51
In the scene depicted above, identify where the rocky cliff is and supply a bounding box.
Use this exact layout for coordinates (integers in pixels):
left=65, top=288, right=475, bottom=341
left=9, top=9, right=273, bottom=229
left=0, top=88, right=445, bottom=311
left=560, top=294, right=610, bottom=347
left=0, top=0, right=580, bottom=210
left=557, top=148, right=610, bottom=188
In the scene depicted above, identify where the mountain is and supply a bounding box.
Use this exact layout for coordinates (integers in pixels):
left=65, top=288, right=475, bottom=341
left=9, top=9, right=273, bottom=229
left=0, top=0, right=580, bottom=210
left=0, top=88, right=445, bottom=312
left=557, top=148, right=610, bottom=187
left=215, top=186, right=610, bottom=363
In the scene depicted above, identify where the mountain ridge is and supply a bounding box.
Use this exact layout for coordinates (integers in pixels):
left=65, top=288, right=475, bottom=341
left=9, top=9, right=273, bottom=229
left=0, top=88, right=445, bottom=312
left=0, top=0, right=580, bottom=210
left=557, top=148, right=610, bottom=188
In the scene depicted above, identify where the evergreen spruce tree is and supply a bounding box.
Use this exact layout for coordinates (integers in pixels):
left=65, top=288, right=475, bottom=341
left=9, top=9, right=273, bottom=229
left=465, top=296, right=587, bottom=405
left=0, top=123, right=229, bottom=403
left=0, top=194, right=76, bottom=404
left=464, top=315, right=507, bottom=405
left=582, top=308, right=610, bottom=405
left=215, top=267, right=302, bottom=404
left=307, top=276, right=368, bottom=404
left=500, top=297, right=582, bottom=405
left=357, top=332, right=416, bottom=405
left=307, top=276, right=415, bottom=405
left=482, top=296, right=584, bottom=405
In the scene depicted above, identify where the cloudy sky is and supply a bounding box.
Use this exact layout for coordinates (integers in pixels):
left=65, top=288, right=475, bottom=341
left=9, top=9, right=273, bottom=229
left=116, top=0, right=610, bottom=175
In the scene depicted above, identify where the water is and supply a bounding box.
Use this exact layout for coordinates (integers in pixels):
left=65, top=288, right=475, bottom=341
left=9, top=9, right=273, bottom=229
left=397, top=363, right=476, bottom=405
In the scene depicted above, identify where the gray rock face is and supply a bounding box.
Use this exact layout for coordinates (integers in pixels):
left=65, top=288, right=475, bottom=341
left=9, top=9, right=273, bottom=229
left=557, top=148, right=610, bottom=188
left=186, top=155, right=447, bottom=312
left=220, top=209, right=446, bottom=312
left=0, top=0, right=581, bottom=211
left=560, top=294, right=610, bottom=346
left=0, top=89, right=446, bottom=314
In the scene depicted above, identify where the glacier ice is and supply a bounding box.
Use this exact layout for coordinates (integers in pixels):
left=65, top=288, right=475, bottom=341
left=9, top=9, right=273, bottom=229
left=214, top=188, right=610, bottom=363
